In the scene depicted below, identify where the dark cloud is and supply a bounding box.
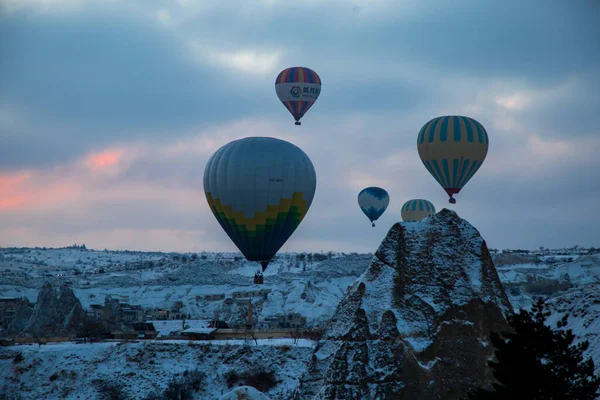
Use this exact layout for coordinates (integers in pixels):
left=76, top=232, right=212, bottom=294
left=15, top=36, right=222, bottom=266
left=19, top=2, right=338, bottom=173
left=177, top=1, right=600, bottom=83
left=522, top=83, right=600, bottom=138
left=2, top=0, right=597, bottom=170
left=0, top=0, right=598, bottom=251
left=0, top=11, right=274, bottom=168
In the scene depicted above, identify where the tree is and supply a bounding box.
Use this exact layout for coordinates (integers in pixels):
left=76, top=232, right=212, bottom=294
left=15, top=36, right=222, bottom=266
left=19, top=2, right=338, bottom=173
left=77, top=318, right=107, bottom=341
left=243, top=325, right=258, bottom=346
left=467, top=298, right=600, bottom=400
left=290, top=326, right=304, bottom=345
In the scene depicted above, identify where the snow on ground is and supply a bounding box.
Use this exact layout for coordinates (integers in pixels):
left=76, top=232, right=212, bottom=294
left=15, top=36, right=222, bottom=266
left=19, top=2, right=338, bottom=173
left=2, top=248, right=600, bottom=330
left=228, top=259, right=305, bottom=277
left=541, top=286, right=600, bottom=374
left=0, top=249, right=372, bottom=329
left=149, top=320, right=211, bottom=337
left=3, top=247, right=600, bottom=398
left=540, top=254, right=584, bottom=262
left=497, top=254, right=600, bottom=373
left=220, top=386, right=271, bottom=400
left=497, top=256, right=600, bottom=286
left=1, top=339, right=315, bottom=400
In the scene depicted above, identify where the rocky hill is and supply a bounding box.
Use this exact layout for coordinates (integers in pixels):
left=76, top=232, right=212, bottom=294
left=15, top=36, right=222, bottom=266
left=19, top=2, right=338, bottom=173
left=294, top=209, right=512, bottom=399
left=21, top=282, right=85, bottom=338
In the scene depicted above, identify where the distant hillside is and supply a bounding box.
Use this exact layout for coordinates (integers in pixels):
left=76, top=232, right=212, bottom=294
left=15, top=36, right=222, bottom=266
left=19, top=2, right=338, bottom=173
left=2, top=245, right=600, bottom=374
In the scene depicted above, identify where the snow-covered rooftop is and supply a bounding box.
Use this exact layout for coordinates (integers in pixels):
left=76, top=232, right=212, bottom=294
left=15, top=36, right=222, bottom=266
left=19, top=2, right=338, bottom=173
left=147, top=319, right=212, bottom=337
left=181, top=327, right=216, bottom=335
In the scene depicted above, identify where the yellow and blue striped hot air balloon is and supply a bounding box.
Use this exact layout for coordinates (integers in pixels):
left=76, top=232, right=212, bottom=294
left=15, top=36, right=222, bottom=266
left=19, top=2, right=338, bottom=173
left=204, top=137, right=316, bottom=272
left=417, top=116, right=489, bottom=204
left=401, top=199, right=436, bottom=222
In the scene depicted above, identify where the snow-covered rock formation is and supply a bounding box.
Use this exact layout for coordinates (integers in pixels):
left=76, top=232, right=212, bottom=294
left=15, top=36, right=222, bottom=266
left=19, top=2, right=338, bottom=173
left=21, top=282, right=85, bottom=338
left=295, top=209, right=512, bottom=399
left=4, top=298, right=32, bottom=335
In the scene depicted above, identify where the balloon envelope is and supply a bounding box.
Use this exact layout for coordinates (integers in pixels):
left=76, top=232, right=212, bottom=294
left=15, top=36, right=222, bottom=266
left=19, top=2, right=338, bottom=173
left=417, top=116, right=489, bottom=203
left=275, top=67, right=321, bottom=125
left=358, top=187, right=389, bottom=226
left=204, top=137, right=316, bottom=270
left=401, top=199, right=436, bottom=222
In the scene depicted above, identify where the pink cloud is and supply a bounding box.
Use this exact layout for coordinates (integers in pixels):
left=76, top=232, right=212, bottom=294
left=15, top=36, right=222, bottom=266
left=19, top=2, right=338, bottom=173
left=0, top=173, right=32, bottom=210
left=85, top=149, right=125, bottom=171
left=0, top=170, right=81, bottom=212
left=0, top=149, right=127, bottom=212
left=0, top=148, right=134, bottom=213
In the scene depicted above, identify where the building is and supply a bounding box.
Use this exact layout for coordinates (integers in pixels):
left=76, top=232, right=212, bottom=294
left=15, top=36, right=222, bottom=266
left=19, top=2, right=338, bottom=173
left=147, top=320, right=187, bottom=337
left=121, top=305, right=144, bottom=323
left=147, top=319, right=227, bottom=338
left=169, top=310, right=187, bottom=320
left=112, top=294, right=130, bottom=303
left=180, top=327, right=216, bottom=340
left=86, top=304, right=104, bottom=320
left=231, top=289, right=271, bottom=300
left=144, top=303, right=189, bottom=321
left=131, top=322, right=159, bottom=339
left=197, top=294, right=225, bottom=301
left=111, top=322, right=159, bottom=340
left=85, top=302, right=144, bottom=324
left=259, top=313, right=307, bottom=330
left=145, top=309, right=170, bottom=320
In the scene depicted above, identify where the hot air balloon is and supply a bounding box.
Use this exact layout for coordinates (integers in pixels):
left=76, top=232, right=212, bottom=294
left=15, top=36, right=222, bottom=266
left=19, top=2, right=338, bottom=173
left=275, top=67, right=321, bottom=125
left=204, top=137, right=316, bottom=273
left=358, top=187, right=389, bottom=227
left=401, top=199, right=436, bottom=222
left=417, top=116, right=489, bottom=204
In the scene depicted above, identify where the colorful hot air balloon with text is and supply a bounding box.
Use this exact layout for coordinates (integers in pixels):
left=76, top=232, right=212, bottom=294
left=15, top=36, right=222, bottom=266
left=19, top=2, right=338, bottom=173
left=275, top=67, right=321, bottom=125
left=204, top=137, right=316, bottom=272
left=417, top=116, right=489, bottom=204
left=358, top=187, right=389, bottom=227
left=401, top=199, right=436, bottom=222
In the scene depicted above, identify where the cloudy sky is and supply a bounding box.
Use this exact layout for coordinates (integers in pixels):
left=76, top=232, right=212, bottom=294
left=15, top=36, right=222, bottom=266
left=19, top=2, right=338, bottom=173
left=1, top=0, right=598, bottom=254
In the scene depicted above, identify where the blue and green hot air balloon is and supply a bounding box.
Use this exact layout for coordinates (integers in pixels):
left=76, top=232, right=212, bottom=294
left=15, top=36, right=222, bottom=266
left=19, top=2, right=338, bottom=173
left=204, top=137, right=316, bottom=272
left=358, top=187, right=389, bottom=227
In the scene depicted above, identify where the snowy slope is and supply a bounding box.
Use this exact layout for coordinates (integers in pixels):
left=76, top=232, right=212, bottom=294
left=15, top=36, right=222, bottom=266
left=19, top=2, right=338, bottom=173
left=498, top=254, right=600, bottom=373
left=0, top=339, right=314, bottom=399
left=496, top=255, right=600, bottom=286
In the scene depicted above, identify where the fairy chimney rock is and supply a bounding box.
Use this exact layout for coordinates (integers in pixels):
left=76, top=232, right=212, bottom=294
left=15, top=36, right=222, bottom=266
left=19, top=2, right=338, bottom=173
left=295, top=208, right=512, bottom=399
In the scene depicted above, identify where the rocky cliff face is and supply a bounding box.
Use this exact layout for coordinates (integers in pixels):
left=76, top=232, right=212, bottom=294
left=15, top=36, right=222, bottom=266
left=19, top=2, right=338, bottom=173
left=5, top=299, right=33, bottom=336
left=294, top=209, right=512, bottom=399
left=21, top=282, right=85, bottom=338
